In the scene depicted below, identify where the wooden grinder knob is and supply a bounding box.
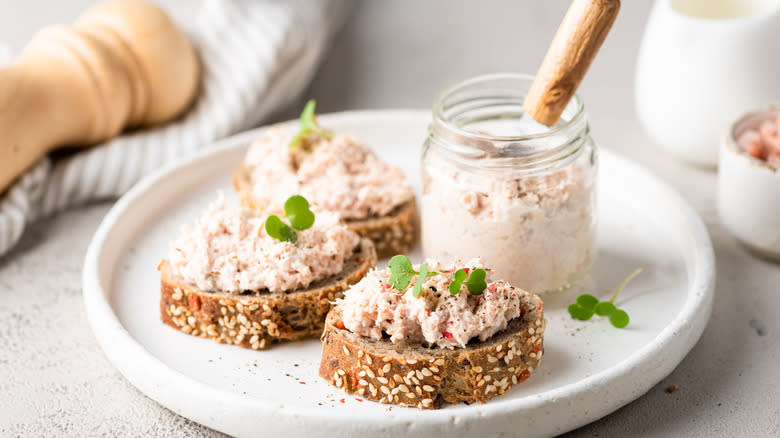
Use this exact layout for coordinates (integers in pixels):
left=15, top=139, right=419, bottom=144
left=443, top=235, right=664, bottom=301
left=524, top=0, right=620, bottom=126
left=0, top=0, right=200, bottom=192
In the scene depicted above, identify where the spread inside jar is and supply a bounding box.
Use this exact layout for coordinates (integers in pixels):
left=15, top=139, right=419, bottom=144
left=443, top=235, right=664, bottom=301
left=168, top=194, right=360, bottom=293
left=338, top=258, right=529, bottom=349
left=421, top=155, right=596, bottom=293
left=421, top=73, right=597, bottom=293
left=243, top=126, right=414, bottom=220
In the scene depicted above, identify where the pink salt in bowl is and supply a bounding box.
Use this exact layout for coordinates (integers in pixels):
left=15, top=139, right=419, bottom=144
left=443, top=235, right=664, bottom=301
left=718, top=105, right=780, bottom=261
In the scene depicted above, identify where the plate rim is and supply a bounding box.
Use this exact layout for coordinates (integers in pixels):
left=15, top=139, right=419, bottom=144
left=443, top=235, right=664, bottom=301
left=82, top=109, right=715, bottom=434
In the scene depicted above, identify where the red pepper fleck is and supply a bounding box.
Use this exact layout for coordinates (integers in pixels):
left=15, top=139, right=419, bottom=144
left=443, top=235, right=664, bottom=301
left=537, top=301, right=543, bottom=311
left=356, top=398, right=363, bottom=402
left=424, top=308, right=431, bottom=315
left=335, top=320, right=346, bottom=330
left=533, top=343, right=541, bottom=352
left=517, top=369, right=531, bottom=382
left=442, top=331, right=453, bottom=339
left=488, top=283, right=497, bottom=293
left=339, top=398, right=345, bottom=404
left=299, top=381, right=306, bottom=384
left=188, top=295, right=201, bottom=311
left=463, top=268, right=470, bottom=274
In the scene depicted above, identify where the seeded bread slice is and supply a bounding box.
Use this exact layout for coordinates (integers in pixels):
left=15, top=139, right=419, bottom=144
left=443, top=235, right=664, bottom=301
left=159, top=238, right=376, bottom=350
left=318, top=292, right=545, bottom=409
left=232, top=163, right=418, bottom=258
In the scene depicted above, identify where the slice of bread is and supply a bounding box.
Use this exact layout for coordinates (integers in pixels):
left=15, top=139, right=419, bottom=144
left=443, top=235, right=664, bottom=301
left=318, top=292, right=545, bottom=409
left=233, top=163, right=418, bottom=258
left=159, top=238, right=376, bottom=350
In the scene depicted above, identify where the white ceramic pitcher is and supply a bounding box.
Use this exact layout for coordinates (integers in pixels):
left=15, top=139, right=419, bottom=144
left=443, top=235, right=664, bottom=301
left=636, top=0, right=780, bottom=167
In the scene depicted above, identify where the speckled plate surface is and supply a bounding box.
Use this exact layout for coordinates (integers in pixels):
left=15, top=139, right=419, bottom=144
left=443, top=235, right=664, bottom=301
left=83, top=110, right=714, bottom=438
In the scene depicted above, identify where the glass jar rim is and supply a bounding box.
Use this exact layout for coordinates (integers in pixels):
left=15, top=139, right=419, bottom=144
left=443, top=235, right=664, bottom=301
left=431, top=72, right=586, bottom=144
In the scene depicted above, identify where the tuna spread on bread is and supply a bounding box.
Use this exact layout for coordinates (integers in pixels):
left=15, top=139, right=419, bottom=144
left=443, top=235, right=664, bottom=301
left=338, top=258, right=527, bottom=349
left=243, top=126, right=414, bottom=220
left=168, top=194, right=360, bottom=293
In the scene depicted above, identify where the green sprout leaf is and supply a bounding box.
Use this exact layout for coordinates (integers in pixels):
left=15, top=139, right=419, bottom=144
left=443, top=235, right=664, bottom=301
left=299, top=99, right=317, bottom=128
left=387, top=257, right=478, bottom=299
left=464, top=268, right=487, bottom=295
left=576, top=294, right=598, bottom=310
left=567, top=268, right=643, bottom=328
left=568, top=294, right=599, bottom=320
left=264, top=195, right=316, bottom=243
left=594, top=301, right=616, bottom=316
left=388, top=255, right=416, bottom=290
left=412, top=263, right=429, bottom=297
left=265, top=214, right=297, bottom=243
left=283, top=195, right=315, bottom=230
left=288, top=100, right=332, bottom=149
left=568, top=303, right=595, bottom=320
left=609, top=309, right=630, bottom=328
left=449, top=269, right=468, bottom=295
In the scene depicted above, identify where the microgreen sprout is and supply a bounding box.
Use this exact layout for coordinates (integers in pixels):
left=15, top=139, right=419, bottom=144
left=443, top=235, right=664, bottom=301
left=448, top=269, right=468, bottom=295
left=289, top=100, right=331, bottom=149
left=464, top=268, right=487, bottom=295
left=388, top=255, right=487, bottom=297
left=412, top=263, right=429, bottom=297
left=567, top=268, right=643, bottom=328
left=264, top=215, right=297, bottom=243
left=283, top=195, right=315, bottom=230
left=264, top=195, right=316, bottom=243
left=387, top=255, right=436, bottom=296
left=388, top=255, right=416, bottom=290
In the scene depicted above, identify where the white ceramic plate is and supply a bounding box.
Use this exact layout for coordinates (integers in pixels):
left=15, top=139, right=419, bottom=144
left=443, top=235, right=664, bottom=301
left=83, top=110, right=714, bottom=438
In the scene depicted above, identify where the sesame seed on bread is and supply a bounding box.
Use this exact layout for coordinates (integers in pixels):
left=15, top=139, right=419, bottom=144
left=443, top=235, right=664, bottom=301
left=159, top=238, right=376, bottom=349
left=318, top=291, right=545, bottom=409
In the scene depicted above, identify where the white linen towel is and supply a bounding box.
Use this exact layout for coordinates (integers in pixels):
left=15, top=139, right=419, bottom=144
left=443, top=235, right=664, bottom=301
left=0, top=0, right=351, bottom=256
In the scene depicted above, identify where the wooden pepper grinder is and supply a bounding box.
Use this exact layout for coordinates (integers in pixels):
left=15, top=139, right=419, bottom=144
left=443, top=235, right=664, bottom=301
left=524, top=0, right=620, bottom=126
left=0, top=0, right=200, bottom=192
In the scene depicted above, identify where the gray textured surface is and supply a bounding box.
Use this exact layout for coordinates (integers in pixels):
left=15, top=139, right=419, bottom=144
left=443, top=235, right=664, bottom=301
left=1, top=0, right=779, bottom=437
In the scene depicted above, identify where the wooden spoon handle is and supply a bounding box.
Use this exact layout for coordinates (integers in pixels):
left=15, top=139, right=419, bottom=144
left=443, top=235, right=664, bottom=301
left=524, top=0, right=620, bottom=126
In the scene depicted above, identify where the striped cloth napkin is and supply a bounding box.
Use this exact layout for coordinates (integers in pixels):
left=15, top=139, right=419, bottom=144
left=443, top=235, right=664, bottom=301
left=0, top=0, right=351, bottom=256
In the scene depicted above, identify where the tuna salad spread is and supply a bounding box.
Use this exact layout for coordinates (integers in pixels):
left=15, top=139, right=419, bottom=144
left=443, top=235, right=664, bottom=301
left=168, top=195, right=360, bottom=293
left=338, top=258, right=527, bottom=349
left=421, top=150, right=596, bottom=293
left=243, top=126, right=414, bottom=220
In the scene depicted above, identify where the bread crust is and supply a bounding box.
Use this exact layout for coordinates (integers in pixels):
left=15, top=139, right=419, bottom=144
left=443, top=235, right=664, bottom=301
left=233, top=163, right=418, bottom=258
left=318, top=293, right=545, bottom=409
left=159, top=239, right=376, bottom=349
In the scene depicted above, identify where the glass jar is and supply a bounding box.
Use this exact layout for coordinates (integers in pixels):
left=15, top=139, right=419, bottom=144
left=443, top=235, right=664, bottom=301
left=421, top=73, right=597, bottom=293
